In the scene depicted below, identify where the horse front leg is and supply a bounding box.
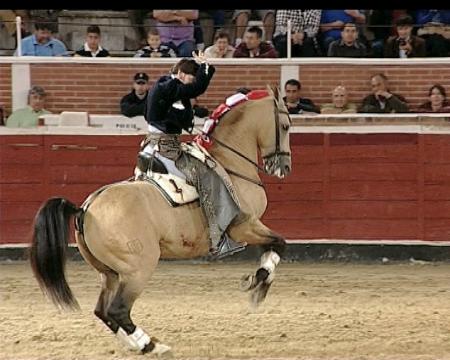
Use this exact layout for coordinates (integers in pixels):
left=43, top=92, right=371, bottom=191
left=228, top=219, right=286, bottom=308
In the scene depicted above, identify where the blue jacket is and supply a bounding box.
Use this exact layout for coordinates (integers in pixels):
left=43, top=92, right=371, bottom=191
left=416, top=10, right=450, bottom=25
left=17, top=34, right=68, bottom=56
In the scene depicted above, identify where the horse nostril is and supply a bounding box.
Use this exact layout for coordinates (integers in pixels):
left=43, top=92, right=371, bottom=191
left=284, top=165, right=290, bottom=173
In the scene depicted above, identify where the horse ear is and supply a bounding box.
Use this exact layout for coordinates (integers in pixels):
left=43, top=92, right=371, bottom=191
left=266, top=84, right=275, bottom=98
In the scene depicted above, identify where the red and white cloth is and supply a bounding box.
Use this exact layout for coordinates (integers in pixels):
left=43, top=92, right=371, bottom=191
left=195, top=90, right=269, bottom=149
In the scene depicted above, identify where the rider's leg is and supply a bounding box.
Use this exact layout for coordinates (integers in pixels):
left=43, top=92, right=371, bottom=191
left=142, top=143, right=186, bottom=179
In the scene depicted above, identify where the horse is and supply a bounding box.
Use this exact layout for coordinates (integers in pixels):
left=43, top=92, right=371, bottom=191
left=29, top=86, right=292, bottom=356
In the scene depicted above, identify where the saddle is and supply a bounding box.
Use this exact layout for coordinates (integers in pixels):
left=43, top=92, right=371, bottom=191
left=135, top=142, right=221, bottom=207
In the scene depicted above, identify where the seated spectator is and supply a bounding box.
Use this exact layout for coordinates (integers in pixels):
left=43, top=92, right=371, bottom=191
left=384, top=15, right=426, bottom=58
left=74, top=25, right=110, bottom=57
left=416, top=10, right=450, bottom=57
left=120, top=73, right=150, bottom=117
left=153, top=10, right=198, bottom=57
left=16, top=19, right=67, bottom=56
left=417, top=84, right=450, bottom=112
left=6, top=86, right=50, bottom=127
left=134, top=29, right=176, bottom=58
left=328, top=23, right=367, bottom=57
left=320, top=10, right=366, bottom=54
left=233, top=10, right=275, bottom=46
left=283, top=79, right=320, bottom=114
left=273, top=10, right=323, bottom=57
left=233, top=26, right=278, bottom=58
left=321, top=86, right=357, bottom=114
left=204, top=31, right=235, bottom=58
left=367, top=10, right=416, bottom=57
left=358, top=74, right=409, bottom=113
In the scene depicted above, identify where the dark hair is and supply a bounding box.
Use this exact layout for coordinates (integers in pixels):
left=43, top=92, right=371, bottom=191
left=87, top=25, right=101, bottom=35
left=428, top=84, right=447, bottom=98
left=34, top=19, right=52, bottom=32
left=285, top=79, right=301, bottom=90
left=172, top=58, right=199, bottom=76
left=342, top=22, right=357, bottom=30
left=395, top=15, right=414, bottom=27
left=147, top=28, right=160, bottom=37
left=246, top=26, right=263, bottom=39
left=214, top=31, right=231, bottom=43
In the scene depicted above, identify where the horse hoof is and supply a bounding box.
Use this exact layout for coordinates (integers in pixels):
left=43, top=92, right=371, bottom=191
left=240, top=274, right=256, bottom=291
left=142, top=341, right=172, bottom=357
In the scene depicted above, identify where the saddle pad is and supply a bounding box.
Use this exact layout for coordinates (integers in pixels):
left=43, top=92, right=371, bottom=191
left=147, top=173, right=199, bottom=206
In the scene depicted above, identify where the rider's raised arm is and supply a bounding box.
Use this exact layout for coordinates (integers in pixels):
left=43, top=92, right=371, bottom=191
left=171, top=63, right=216, bottom=101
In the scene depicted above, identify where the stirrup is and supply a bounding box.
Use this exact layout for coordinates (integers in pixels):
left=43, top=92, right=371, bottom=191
left=210, top=234, right=247, bottom=260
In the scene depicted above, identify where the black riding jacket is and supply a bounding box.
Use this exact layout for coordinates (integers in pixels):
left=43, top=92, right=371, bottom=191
left=145, top=63, right=215, bottom=134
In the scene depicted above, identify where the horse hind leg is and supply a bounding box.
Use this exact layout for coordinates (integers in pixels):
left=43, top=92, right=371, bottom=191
left=94, top=271, right=120, bottom=333
left=106, top=272, right=172, bottom=356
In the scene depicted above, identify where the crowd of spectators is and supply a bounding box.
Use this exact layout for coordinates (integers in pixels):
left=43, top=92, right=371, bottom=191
left=1, top=9, right=449, bottom=58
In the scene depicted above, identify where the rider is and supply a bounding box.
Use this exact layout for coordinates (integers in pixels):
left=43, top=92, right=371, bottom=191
left=142, top=51, right=246, bottom=258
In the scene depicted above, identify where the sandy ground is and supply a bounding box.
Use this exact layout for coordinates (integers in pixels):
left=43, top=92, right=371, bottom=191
left=1, top=260, right=450, bottom=360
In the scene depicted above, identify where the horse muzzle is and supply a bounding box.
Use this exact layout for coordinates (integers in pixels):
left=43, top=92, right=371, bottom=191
left=263, top=153, right=291, bottom=179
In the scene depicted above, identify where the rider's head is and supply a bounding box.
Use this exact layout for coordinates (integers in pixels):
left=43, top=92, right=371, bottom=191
left=173, top=58, right=199, bottom=84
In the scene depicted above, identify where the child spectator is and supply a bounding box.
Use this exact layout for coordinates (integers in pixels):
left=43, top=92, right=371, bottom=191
left=417, top=84, right=450, bottom=112
left=134, top=29, right=176, bottom=58
left=204, top=31, right=235, bottom=58
left=74, top=25, right=110, bottom=57
left=233, top=26, right=278, bottom=58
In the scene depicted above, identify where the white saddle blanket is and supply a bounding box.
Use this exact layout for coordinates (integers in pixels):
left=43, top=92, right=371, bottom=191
left=147, top=172, right=198, bottom=206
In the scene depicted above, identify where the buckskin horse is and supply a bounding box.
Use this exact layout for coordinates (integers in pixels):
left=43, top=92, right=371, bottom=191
left=30, top=86, right=292, bottom=356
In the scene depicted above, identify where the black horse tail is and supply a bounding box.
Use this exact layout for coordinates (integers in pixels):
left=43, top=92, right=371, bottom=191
left=30, top=197, right=83, bottom=310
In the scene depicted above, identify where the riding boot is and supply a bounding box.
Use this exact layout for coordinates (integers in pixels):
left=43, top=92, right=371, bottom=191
left=209, top=233, right=247, bottom=260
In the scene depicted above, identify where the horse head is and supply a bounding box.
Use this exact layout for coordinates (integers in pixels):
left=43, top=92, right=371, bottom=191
left=258, top=85, right=292, bottom=179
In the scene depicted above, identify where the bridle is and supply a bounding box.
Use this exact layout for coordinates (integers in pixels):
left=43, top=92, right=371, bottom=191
left=211, top=99, right=291, bottom=187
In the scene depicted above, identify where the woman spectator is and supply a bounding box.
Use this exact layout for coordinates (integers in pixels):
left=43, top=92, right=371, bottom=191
left=417, top=84, right=450, bottom=112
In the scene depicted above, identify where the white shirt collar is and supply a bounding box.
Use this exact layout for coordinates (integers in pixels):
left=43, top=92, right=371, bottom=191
left=84, top=42, right=103, bottom=56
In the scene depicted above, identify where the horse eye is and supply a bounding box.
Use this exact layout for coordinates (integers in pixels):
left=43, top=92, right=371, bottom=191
left=282, top=124, right=290, bottom=131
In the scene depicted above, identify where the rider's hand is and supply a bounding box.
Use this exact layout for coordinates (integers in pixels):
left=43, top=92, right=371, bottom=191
left=192, top=50, right=208, bottom=64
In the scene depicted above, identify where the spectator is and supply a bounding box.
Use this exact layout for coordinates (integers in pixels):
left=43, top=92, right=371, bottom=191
left=74, top=25, right=110, bottom=57
left=417, top=84, right=450, bottom=112
left=367, top=10, right=415, bottom=57
left=204, top=31, right=235, bottom=58
left=359, top=73, right=409, bottom=113
left=233, top=10, right=275, bottom=46
left=320, top=10, right=365, bottom=54
left=328, top=23, right=367, bottom=57
left=5, top=86, right=50, bottom=128
left=416, top=10, right=450, bottom=57
left=153, top=10, right=198, bottom=57
left=384, top=15, right=426, bottom=58
left=134, top=29, right=176, bottom=58
left=273, top=10, right=323, bottom=57
left=321, top=86, right=357, bottom=114
left=120, top=73, right=150, bottom=118
left=233, top=26, right=278, bottom=58
left=283, top=79, right=320, bottom=114
left=16, top=19, right=67, bottom=56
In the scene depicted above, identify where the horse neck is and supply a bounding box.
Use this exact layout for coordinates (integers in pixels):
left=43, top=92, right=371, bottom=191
left=209, top=103, right=260, bottom=178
